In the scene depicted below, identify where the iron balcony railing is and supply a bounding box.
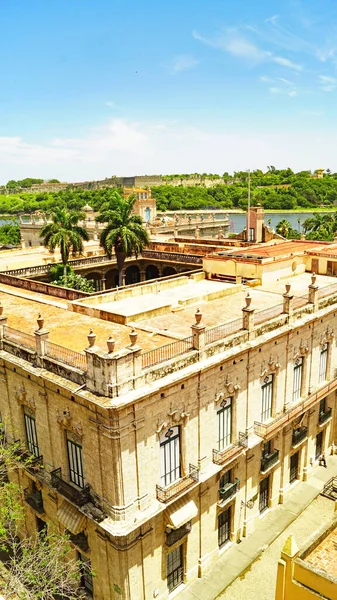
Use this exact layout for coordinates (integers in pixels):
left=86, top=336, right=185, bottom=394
left=156, top=464, right=199, bottom=503
left=142, top=336, right=194, bottom=369
left=51, top=468, right=91, bottom=507
left=219, top=478, right=240, bottom=503
left=292, top=427, right=308, bottom=446
left=212, top=433, right=248, bottom=466
left=24, top=488, right=44, bottom=514
left=67, top=531, right=89, bottom=552
left=319, top=407, right=332, bottom=425
left=261, top=449, right=279, bottom=473
left=321, top=476, right=337, bottom=501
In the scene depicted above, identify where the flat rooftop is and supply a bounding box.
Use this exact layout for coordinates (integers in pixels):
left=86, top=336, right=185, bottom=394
left=1, top=270, right=337, bottom=353
left=218, top=239, right=329, bottom=259
left=305, top=525, right=337, bottom=579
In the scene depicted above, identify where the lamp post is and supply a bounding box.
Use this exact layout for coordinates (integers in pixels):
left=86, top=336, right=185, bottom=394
left=247, top=169, right=251, bottom=243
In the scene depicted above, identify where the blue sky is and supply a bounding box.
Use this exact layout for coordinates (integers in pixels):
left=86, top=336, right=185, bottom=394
left=1, top=0, right=337, bottom=183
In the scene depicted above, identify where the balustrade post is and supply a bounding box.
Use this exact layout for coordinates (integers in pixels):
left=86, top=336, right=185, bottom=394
left=126, top=330, right=143, bottom=387
left=308, top=272, right=319, bottom=311
left=191, top=309, right=205, bottom=350
left=242, top=293, right=255, bottom=340
left=283, top=282, right=294, bottom=321
left=34, top=314, right=49, bottom=366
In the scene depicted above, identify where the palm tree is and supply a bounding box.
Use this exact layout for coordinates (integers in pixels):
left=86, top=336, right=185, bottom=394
left=97, top=193, right=150, bottom=286
left=40, top=208, right=89, bottom=277
left=302, top=213, right=334, bottom=234
left=276, top=219, right=291, bottom=238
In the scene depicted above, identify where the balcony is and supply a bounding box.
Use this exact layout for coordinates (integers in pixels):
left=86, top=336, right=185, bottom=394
left=292, top=427, right=308, bottom=447
left=67, top=530, right=89, bottom=552
left=212, top=434, right=248, bottom=467
left=24, top=488, right=44, bottom=514
left=319, top=407, right=332, bottom=426
left=51, top=468, right=91, bottom=507
left=156, top=464, right=199, bottom=503
left=218, top=478, right=240, bottom=504
left=261, top=449, right=279, bottom=473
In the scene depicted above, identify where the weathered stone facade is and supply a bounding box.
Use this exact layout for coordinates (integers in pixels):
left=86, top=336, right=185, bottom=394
left=1, top=277, right=337, bottom=599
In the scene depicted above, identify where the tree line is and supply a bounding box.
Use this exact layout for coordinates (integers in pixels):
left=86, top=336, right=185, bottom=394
left=1, top=168, right=337, bottom=214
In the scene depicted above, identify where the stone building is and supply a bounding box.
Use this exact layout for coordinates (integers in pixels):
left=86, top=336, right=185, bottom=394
left=0, top=249, right=337, bottom=599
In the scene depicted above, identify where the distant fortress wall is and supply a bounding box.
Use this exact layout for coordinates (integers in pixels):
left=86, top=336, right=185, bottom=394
left=2, top=174, right=233, bottom=195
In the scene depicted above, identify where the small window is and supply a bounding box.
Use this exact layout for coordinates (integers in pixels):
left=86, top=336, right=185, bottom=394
left=160, top=426, right=180, bottom=487
left=293, top=357, right=303, bottom=401
left=249, top=228, right=255, bottom=242
left=261, top=375, right=273, bottom=422
left=218, top=507, right=231, bottom=548
left=262, top=441, right=271, bottom=457
left=167, top=545, right=183, bottom=592
left=67, top=436, right=85, bottom=489
left=319, top=343, right=328, bottom=383
left=319, top=398, right=326, bottom=415
left=220, top=469, right=231, bottom=488
left=24, top=410, right=39, bottom=457
left=79, top=552, right=93, bottom=596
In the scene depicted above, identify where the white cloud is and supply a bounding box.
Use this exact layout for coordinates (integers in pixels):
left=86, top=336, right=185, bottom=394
left=105, top=101, right=116, bottom=108
left=265, top=15, right=279, bottom=25
left=169, top=55, right=199, bottom=73
left=1, top=118, right=336, bottom=183
left=319, top=75, right=337, bottom=91
left=192, top=30, right=269, bottom=63
left=273, top=56, right=302, bottom=71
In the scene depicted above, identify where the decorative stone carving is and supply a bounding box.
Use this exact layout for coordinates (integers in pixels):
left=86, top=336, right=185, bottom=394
left=156, top=403, right=190, bottom=435
left=320, top=328, right=334, bottom=347
left=215, top=375, right=241, bottom=403
left=15, top=382, right=35, bottom=411
left=260, top=357, right=280, bottom=381
left=56, top=406, right=83, bottom=437
left=294, top=340, right=309, bottom=361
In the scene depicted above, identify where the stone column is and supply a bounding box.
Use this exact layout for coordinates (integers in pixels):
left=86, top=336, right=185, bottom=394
left=101, top=277, right=106, bottom=291
left=283, top=282, right=294, bottom=321
left=308, top=272, right=319, bottom=310
left=242, top=293, right=255, bottom=340
left=191, top=309, right=205, bottom=351
left=139, top=270, right=146, bottom=283
left=34, top=314, right=49, bottom=367
left=126, top=330, right=143, bottom=388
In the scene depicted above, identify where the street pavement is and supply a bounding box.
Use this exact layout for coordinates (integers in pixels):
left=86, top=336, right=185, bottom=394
left=179, top=456, right=337, bottom=600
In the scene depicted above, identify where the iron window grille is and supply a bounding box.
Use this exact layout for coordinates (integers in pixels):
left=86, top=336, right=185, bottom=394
left=319, top=343, right=328, bottom=383
left=24, top=412, right=39, bottom=458
left=160, top=426, right=181, bottom=487
left=261, top=375, right=273, bottom=422
left=67, top=438, right=85, bottom=489
left=79, top=552, right=93, bottom=596
left=218, top=506, right=231, bottom=548
left=167, top=545, right=183, bottom=593
left=293, top=357, right=303, bottom=402
left=217, top=397, right=232, bottom=451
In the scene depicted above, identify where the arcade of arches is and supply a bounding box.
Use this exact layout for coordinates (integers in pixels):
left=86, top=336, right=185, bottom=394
left=83, top=262, right=182, bottom=291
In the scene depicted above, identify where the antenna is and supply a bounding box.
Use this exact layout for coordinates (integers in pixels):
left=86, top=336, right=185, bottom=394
left=247, top=169, right=251, bottom=243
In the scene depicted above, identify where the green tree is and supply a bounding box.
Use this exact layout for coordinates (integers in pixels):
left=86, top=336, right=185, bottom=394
left=97, top=192, right=150, bottom=285
left=54, top=272, right=95, bottom=293
left=276, top=219, right=292, bottom=238
left=40, top=208, right=89, bottom=277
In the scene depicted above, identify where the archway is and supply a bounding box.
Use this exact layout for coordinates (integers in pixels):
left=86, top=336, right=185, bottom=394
left=85, top=272, right=102, bottom=292
left=145, top=264, right=160, bottom=281
left=125, top=265, right=140, bottom=285
left=105, top=268, right=119, bottom=289
left=162, top=266, right=177, bottom=277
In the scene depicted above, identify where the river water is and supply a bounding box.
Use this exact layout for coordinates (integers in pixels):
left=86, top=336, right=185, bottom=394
left=225, top=212, right=329, bottom=233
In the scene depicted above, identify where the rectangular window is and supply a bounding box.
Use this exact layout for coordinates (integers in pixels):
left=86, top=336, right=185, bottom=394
left=249, top=228, right=255, bottom=241
left=79, top=553, right=93, bottom=596
left=218, top=507, right=231, bottom=548
left=24, top=412, right=39, bottom=457
left=217, top=398, right=232, bottom=451
left=293, top=357, right=303, bottom=401
left=160, top=426, right=180, bottom=487
left=67, top=438, right=85, bottom=489
left=319, top=343, right=328, bottom=383
left=220, top=469, right=231, bottom=488
left=259, top=477, right=269, bottom=513
left=167, top=545, right=183, bottom=592
left=319, top=398, right=326, bottom=415
left=261, top=375, right=273, bottom=422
